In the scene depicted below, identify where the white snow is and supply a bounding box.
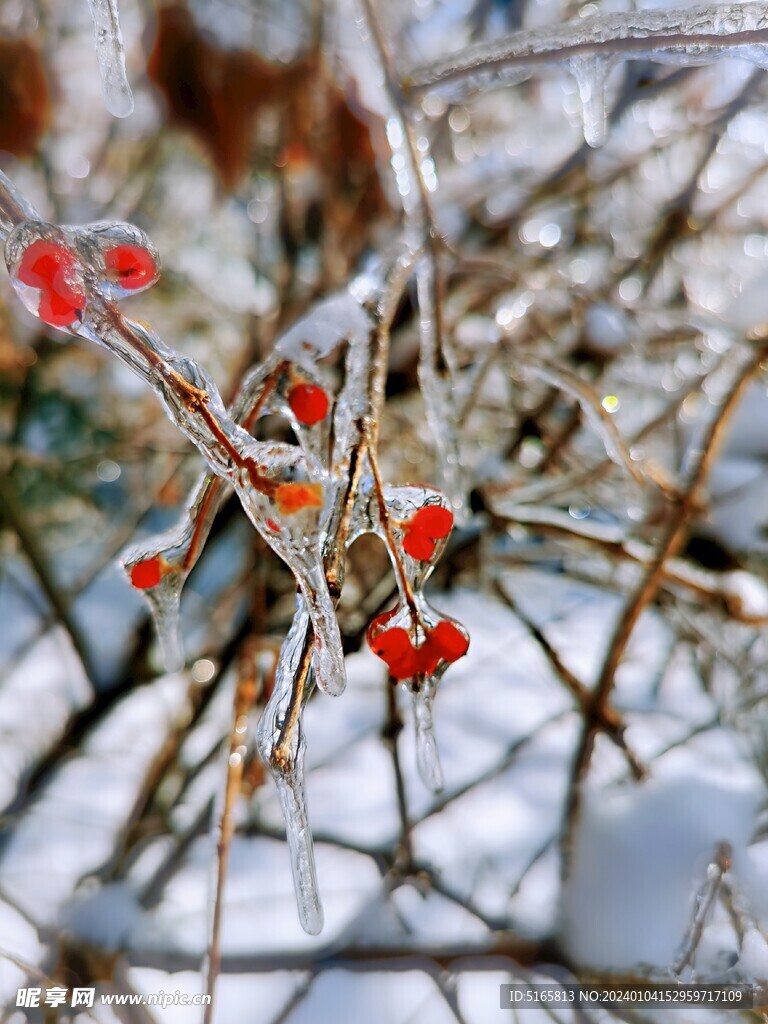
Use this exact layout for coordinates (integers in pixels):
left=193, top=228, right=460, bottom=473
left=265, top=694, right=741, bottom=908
left=561, top=747, right=760, bottom=970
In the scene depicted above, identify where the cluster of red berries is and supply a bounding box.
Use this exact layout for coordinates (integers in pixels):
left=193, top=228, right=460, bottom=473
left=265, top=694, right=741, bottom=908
left=367, top=610, right=469, bottom=681
left=15, top=238, right=157, bottom=327
left=365, top=502, right=468, bottom=679
left=400, top=504, right=453, bottom=560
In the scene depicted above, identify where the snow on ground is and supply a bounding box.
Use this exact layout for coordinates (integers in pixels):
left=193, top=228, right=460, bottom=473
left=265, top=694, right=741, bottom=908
left=0, top=580, right=764, bottom=1018
left=563, top=740, right=760, bottom=970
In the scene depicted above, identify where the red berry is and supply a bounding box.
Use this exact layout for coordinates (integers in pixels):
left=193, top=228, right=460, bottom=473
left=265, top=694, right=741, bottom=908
left=367, top=607, right=469, bottom=680
left=369, top=626, right=419, bottom=680
left=130, top=557, right=163, bottom=589
left=16, top=239, right=85, bottom=327
left=415, top=638, right=441, bottom=677
left=416, top=506, right=454, bottom=536
left=402, top=505, right=454, bottom=561
left=429, top=621, right=469, bottom=664
left=401, top=531, right=433, bottom=561
left=288, top=383, right=329, bottom=426
left=105, top=244, right=156, bottom=290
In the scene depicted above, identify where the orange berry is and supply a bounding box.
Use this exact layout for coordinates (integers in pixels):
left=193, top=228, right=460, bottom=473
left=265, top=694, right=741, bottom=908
left=274, top=481, right=324, bottom=516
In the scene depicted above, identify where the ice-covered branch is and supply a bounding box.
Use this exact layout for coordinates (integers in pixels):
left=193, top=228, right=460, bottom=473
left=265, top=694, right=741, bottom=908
left=490, top=502, right=768, bottom=624
left=406, top=3, right=768, bottom=145
left=356, top=0, right=467, bottom=510
left=0, top=169, right=344, bottom=696
left=0, top=165, right=472, bottom=936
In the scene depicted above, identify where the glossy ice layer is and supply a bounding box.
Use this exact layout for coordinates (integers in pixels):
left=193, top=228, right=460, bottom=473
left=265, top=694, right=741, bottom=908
left=0, top=167, right=470, bottom=935
left=86, top=0, right=134, bottom=117
left=407, top=3, right=768, bottom=144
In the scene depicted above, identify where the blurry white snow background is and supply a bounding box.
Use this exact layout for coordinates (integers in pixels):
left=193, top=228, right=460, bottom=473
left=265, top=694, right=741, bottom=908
left=3, top=0, right=768, bottom=1020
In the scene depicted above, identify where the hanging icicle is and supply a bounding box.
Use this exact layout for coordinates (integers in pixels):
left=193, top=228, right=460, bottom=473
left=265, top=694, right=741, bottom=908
left=86, top=0, right=134, bottom=117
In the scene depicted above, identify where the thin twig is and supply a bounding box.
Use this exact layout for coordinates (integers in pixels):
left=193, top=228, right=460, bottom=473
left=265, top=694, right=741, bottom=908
left=0, top=474, right=97, bottom=685
left=561, top=341, right=768, bottom=876
left=406, top=4, right=768, bottom=96
left=495, top=580, right=645, bottom=781
left=203, top=640, right=264, bottom=1022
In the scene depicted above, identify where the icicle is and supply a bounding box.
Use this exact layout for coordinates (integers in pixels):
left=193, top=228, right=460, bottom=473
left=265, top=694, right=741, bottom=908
left=568, top=56, right=614, bottom=148
left=144, top=572, right=185, bottom=671
left=86, top=0, right=134, bottom=118
left=273, top=766, right=324, bottom=935
left=121, top=472, right=226, bottom=670
left=412, top=682, right=444, bottom=793
left=255, top=608, right=323, bottom=934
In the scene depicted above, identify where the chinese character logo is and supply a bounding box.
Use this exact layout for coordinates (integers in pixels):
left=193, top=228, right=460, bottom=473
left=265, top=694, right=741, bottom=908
left=71, top=987, right=96, bottom=1007
left=16, top=988, right=41, bottom=1008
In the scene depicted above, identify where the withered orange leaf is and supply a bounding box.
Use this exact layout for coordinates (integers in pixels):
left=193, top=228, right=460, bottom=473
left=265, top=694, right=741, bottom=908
left=146, top=3, right=287, bottom=189
left=0, top=38, right=50, bottom=159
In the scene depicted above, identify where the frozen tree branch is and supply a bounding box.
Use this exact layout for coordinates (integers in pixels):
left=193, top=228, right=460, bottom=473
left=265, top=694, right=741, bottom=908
left=406, top=3, right=768, bottom=145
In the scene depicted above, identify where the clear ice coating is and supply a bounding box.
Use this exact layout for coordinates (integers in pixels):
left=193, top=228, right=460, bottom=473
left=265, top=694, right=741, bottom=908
left=140, top=570, right=185, bottom=672
left=121, top=472, right=224, bottom=671
left=520, top=355, right=643, bottom=487
left=273, top=765, right=324, bottom=935
left=0, top=165, right=470, bottom=934
left=412, top=682, right=444, bottom=793
left=86, top=0, right=134, bottom=117
left=406, top=3, right=768, bottom=143
left=75, top=221, right=161, bottom=299
left=255, top=608, right=324, bottom=934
